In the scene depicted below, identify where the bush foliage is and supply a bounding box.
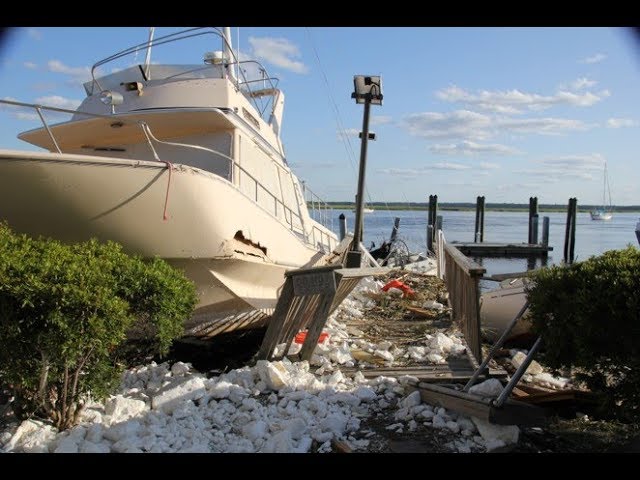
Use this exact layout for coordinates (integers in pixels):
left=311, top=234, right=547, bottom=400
left=0, top=223, right=197, bottom=429
left=527, top=246, right=640, bottom=419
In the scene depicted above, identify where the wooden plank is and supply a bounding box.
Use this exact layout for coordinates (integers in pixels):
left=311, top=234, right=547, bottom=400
left=335, top=267, right=389, bottom=279
left=418, top=382, right=546, bottom=426
left=298, top=291, right=335, bottom=361
left=285, top=263, right=342, bottom=278
left=292, top=271, right=336, bottom=296
left=486, top=271, right=536, bottom=282
left=255, top=277, right=295, bottom=360
left=444, top=244, right=486, bottom=276
left=453, top=242, right=553, bottom=257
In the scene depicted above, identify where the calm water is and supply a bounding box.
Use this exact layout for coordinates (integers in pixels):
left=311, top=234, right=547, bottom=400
left=326, top=209, right=640, bottom=278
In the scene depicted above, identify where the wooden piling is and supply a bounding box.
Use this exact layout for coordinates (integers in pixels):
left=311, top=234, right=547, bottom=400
left=541, top=216, right=549, bottom=247
left=569, top=198, right=577, bottom=264
left=338, top=213, right=346, bottom=241
left=564, top=197, right=577, bottom=264
left=427, top=195, right=438, bottom=253
left=390, top=217, right=400, bottom=243
left=479, top=196, right=485, bottom=242
left=528, top=197, right=538, bottom=244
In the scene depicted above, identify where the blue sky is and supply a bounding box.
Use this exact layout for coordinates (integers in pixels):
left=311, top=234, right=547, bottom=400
left=1, top=27, right=639, bottom=205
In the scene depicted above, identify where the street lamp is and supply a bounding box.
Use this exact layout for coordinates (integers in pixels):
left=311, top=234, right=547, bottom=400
left=346, top=75, right=383, bottom=268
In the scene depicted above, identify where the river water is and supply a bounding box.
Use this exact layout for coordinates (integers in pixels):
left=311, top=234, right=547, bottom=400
left=330, top=209, right=640, bottom=279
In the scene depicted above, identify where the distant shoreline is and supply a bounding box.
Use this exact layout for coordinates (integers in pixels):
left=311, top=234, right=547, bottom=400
left=320, top=202, right=640, bottom=213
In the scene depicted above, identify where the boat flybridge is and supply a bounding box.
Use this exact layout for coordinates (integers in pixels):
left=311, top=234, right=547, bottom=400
left=0, top=27, right=338, bottom=337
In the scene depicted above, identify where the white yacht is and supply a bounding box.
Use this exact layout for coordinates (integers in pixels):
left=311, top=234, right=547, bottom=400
left=0, top=27, right=338, bottom=337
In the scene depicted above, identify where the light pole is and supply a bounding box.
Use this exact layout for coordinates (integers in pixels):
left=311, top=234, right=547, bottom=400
left=346, top=75, right=383, bottom=268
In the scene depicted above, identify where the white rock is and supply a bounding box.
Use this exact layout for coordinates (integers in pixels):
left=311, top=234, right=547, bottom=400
left=256, top=360, right=291, bottom=391
left=423, top=300, right=444, bottom=311
left=208, top=380, right=232, bottom=399
left=399, top=391, right=421, bottom=409
left=426, top=353, right=446, bottom=364
left=4, top=419, right=57, bottom=453
left=468, top=378, right=504, bottom=398
left=429, top=333, right=454, bottom=354
left=374, top=349, right=394, bottom=362
left=511, top=351, right=544, bottom=375
left=242, top=420, right=268, bottom=441
left=102, top=419, right=142, bottom=443
left=432, top=415, right=447, bottom=429
left=321, top=412, right=347, bottom=434
left=533, top=372, right=570, bottom=389
left=471, top=417, right=519, bottom=449
left=170, top=361, right=191, bottom=377
left=262, top=430, right=294, bottom=453
left=79, top=440, right=111, bottom=453
left=446, top=421, right=460, bottom=433
left=53, top=435, right=80, bottom=453
left=104, top=395, right=148, bottom=425
left=353, top=386, right=377, bottom=402
left=151, top=376, right=206, bottom=413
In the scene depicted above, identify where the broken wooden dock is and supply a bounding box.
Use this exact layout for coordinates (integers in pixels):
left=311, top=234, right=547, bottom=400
left=452, top=242, right=553, bottom=257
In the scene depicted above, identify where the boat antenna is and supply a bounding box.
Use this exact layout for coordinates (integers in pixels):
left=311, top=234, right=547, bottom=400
left=223, top=27, right=236, bottom=81
left=144, top=27, right=155, bottom=80
left=236, top=27, right=241, bottom=82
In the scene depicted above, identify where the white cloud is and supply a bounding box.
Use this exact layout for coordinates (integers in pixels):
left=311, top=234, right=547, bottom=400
left=569, top=77, right=597, bottom=90
left=580, top=53, right=606, bottom=64
left=403, top=110, right=492, bottom=140
left=46, top=60, right=92, bottom=85
left=607, top=117, right=638, bottom=128
left=538, top=153, right=604, bottom=171
left=515, top=154, right=604, bottom=182
left=248, top=37, right=308, bottom=74
left=377, top=167, right=428, bottom=177
left=371, top=115, right=392, bottom=126
left=497, top=117, right=590, bottom=135
left=338, top=128, right=361, bottom=139
left=432, top=162, right=471, bottom=170
left=1, top=95, right=81, bottom=122
left=23, top=61, right=37, bottom=70
left=479, top=161, right=500, bottom=170
left=436, top=85, right=607, bottom=114
left=26, top=28, right=42, bottom=40
left=429, top=140, right=520, bottom=156
left=403, top=109, right=590, bottom=140
left=34, top=95, right=82, bottom=111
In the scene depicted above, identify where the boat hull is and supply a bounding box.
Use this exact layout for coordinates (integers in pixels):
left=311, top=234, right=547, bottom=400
left=590, top=211, right=612, bottom=221
left=479, top=278, right=532, bottom=343
left=0, top=150, right=333, bottom=335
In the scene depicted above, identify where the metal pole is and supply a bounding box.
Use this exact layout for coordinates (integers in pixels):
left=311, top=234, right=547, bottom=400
left=35, top=107, right=62, bottom=154
left=346, top=97, right=372, bottom=268
left=463, top=300, right=530, bottom=392
left=493, top=336, right=543, bottom=408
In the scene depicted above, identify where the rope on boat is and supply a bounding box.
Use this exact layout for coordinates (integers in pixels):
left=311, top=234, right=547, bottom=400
left=140, top=122, right=173, bottom=221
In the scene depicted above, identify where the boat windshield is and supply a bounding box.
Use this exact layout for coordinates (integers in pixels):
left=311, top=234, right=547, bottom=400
left=84, top=64, right=225, bottom=96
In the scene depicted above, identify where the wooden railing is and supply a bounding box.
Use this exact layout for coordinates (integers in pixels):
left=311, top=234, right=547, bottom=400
left=443, top=243, right=486, bottom=362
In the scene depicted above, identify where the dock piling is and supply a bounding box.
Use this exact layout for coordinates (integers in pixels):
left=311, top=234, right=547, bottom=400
left=338, top=213, right=346, bottom=241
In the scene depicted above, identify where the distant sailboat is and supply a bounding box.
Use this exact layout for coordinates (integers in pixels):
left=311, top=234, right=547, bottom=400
left=590, top=161, right=613, bottom=221
left=353, top=206, right=374, bottom=213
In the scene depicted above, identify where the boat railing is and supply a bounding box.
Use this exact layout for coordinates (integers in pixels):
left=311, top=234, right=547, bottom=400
left=300, top=181, right=334, bottom=232
left=0, top=98, right=334, bottom=251
left=88, top=27, right=280, bottom=122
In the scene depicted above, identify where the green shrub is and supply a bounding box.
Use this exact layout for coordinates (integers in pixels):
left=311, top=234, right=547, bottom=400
left=0, top=223, right=197, bottom=429
left=527, top=246, right=640, bottom=419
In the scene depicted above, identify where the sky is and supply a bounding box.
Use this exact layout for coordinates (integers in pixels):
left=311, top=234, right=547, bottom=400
left=1, top=27, right=639, bottom=206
